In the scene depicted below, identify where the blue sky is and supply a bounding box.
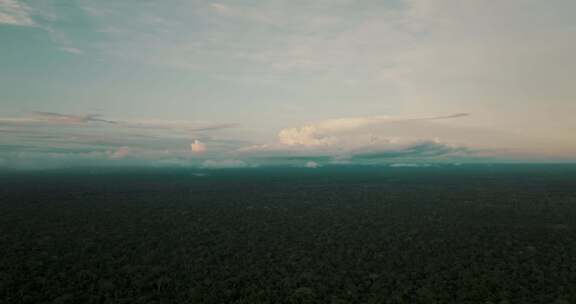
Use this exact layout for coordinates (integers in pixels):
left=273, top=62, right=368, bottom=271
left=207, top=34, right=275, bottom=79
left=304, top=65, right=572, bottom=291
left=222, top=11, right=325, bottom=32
left=1, top=0, right=575, bottom=169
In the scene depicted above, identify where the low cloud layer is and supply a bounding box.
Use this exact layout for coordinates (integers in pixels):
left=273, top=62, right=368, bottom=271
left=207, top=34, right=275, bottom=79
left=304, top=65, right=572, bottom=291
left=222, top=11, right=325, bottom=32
left=277, top=113, right=469, bottom=147
left=201, top=159, right=249, bottom=169
left=0, top=111, right=242, bottom=169
left=0, top=109, right=564, bottom=169
left=238, top=113, right=473, bottom=165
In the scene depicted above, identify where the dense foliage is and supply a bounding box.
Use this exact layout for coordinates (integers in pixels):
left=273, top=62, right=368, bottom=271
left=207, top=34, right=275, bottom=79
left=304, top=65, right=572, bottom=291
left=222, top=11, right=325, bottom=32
left=1, top=165, right=576, bottom=303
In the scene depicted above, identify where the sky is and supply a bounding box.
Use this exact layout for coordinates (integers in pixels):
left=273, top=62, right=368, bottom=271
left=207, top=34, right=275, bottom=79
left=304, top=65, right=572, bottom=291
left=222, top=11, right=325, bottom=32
left=1, top=0, right=575, bottom=169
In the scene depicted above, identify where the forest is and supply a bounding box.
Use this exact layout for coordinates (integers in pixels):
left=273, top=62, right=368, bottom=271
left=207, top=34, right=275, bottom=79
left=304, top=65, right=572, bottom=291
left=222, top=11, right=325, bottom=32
left=1, top=164, right=576, bottom=303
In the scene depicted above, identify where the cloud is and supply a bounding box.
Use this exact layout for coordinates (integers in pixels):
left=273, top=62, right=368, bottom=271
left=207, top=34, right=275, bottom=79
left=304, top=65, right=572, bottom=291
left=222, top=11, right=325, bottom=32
left=201, top=159, right=249, bottom=169
left=387, top=0, right=576, bottom=135
left=189, top=123, right=240, bottom=132
left=30, top=112, right=117, bottom=124
left=108, top=146, right=130, bottom=159
left=0, top=112, right=239, bottom=132
left=304, top=161, right=320, bottom=168
left=277, top=113, right=469, bottom=147
left=110, top=119, right=238, bottom=132
left=278, top=125, right=338, bottom=147
left=351, top=140, right=469, bottom=160
left=0, top=112, right=244, bottom=169
left=190, top=140, right=206, bottom=154
left=244, top=139, right=469, bottom=165
left=240, top=113, right=473, bottom=164
left=0, top=0, right=34, bottom=26
left=2, top=1, right=574, bottom=164
left=0, top=112, right=115, bottom=127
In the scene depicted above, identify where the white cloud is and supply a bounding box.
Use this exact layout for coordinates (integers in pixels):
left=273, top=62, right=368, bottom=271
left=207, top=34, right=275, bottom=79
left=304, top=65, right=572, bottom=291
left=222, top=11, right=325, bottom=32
left=277, top=113, right=469, bottom=147
left=191, top=140, right=207, bottom=154
left=201, top=159, right=248, bottom=169
left=240, top=113, right=472, bottom=163
left=304, top=161, right=320, bottom=168
left=278, top=125, right=338, bottom=147
left=0, top=0, right=34, bottom=26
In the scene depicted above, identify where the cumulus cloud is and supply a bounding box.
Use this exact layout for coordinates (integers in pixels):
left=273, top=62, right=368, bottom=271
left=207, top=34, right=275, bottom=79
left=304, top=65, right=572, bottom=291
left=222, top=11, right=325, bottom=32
left=0, top=0, right=34, bottom=26
left=304, top=161, right=320, bottom=168
left=278, top=113, right=469, bottom=147
left=109, top=146, right=130, bottom=159
left=278, top=125, right=338, bottom=147
left=240, top=113, right=473, bottom=164
left=201, top=159, right=249, bottom=169
left=190, top=140, right=207, bottom=154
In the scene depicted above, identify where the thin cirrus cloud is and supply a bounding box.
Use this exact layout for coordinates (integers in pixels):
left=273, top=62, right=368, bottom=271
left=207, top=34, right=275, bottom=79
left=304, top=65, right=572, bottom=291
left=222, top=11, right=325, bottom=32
left=31, top=111, right=118, bottom=124
left=0, top=0, right=35, bottom=26
left=0, top=112, right=238, bottom=132
left=0, top=112, right=115, bottom=126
